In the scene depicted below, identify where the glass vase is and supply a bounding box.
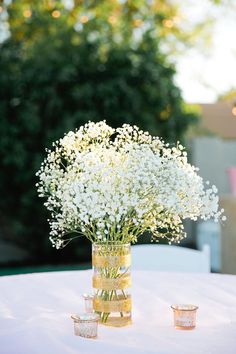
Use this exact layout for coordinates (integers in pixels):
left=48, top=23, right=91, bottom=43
left=92, top=242, right=132, bottom=327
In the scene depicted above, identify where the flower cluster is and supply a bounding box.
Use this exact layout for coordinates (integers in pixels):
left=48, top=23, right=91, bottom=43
left=36, top=121, right=225, bottom=248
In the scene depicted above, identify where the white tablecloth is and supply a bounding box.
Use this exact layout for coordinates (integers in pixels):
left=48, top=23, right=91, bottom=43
left=0, top=270, right=236, bottom=354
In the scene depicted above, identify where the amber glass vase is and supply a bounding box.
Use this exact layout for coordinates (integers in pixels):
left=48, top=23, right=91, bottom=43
left=92, top=242, right=132, bottom=327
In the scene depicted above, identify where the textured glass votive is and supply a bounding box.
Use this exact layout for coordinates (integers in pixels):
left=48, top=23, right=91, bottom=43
left=83, top=293, right=94, bottom=313
left=171, top=305, right=198, bottom=330
left=71, top=313, right=99, bottom=338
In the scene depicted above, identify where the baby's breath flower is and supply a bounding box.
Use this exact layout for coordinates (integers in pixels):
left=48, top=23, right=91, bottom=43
left=36, top=121, right=224, bottom=248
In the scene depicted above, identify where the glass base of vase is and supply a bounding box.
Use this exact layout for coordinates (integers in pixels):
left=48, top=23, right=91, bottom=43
left=99, top=315, right=132, bottom=327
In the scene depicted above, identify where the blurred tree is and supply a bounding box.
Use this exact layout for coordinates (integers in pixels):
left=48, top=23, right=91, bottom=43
left=2, top=0, right=220, bottom=54
left=218, top=88, right=236, bottom=102
left=0, top=0, right=198, bottom=265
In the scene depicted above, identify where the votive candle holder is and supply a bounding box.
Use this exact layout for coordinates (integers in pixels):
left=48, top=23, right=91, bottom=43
left=171, top=304, right=198, bottom=330
left=71, top=313, right=99, bottom=338
left=83, top=293, right=94, bottom=313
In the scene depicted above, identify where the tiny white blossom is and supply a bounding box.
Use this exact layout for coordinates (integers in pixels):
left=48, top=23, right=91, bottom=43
left=36, top=121, right=224, bottom=248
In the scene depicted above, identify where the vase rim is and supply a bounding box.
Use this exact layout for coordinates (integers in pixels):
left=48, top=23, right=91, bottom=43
left=93, top=241, right=130, bottom=247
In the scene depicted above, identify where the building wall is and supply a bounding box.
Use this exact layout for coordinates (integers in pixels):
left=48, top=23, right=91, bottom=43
left=191, top=137, right=236, bottom=194
left=200, top=102, right=236, bottom=139
left=191, top=136, right=236, bottom=272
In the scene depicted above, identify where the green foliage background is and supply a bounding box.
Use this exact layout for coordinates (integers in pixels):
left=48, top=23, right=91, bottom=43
left=0, top=1, right=197, bottom=265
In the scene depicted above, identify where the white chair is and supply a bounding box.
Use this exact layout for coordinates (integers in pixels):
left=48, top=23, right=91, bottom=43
left=132, top=244, right=211, bottom=273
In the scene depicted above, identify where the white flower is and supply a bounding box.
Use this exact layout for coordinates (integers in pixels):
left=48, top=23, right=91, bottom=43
left=36, top=121, right=224, bottom=248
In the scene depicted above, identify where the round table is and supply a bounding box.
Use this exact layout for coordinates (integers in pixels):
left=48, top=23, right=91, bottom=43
left=0, top=270, right=236, bottom=354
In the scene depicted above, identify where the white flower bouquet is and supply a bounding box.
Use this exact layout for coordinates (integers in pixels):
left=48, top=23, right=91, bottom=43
left=36, top=121, right=224, bottom=248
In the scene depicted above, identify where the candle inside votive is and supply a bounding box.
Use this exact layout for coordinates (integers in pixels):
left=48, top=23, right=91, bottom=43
left=171, top=304, right=198, bottom=330
left=71, top=313, right=99, bottom=338
left=83, top=293, right=94, bottom=313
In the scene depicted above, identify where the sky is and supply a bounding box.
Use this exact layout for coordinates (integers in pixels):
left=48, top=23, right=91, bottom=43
left=174, top=0, right=236, bottom=103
